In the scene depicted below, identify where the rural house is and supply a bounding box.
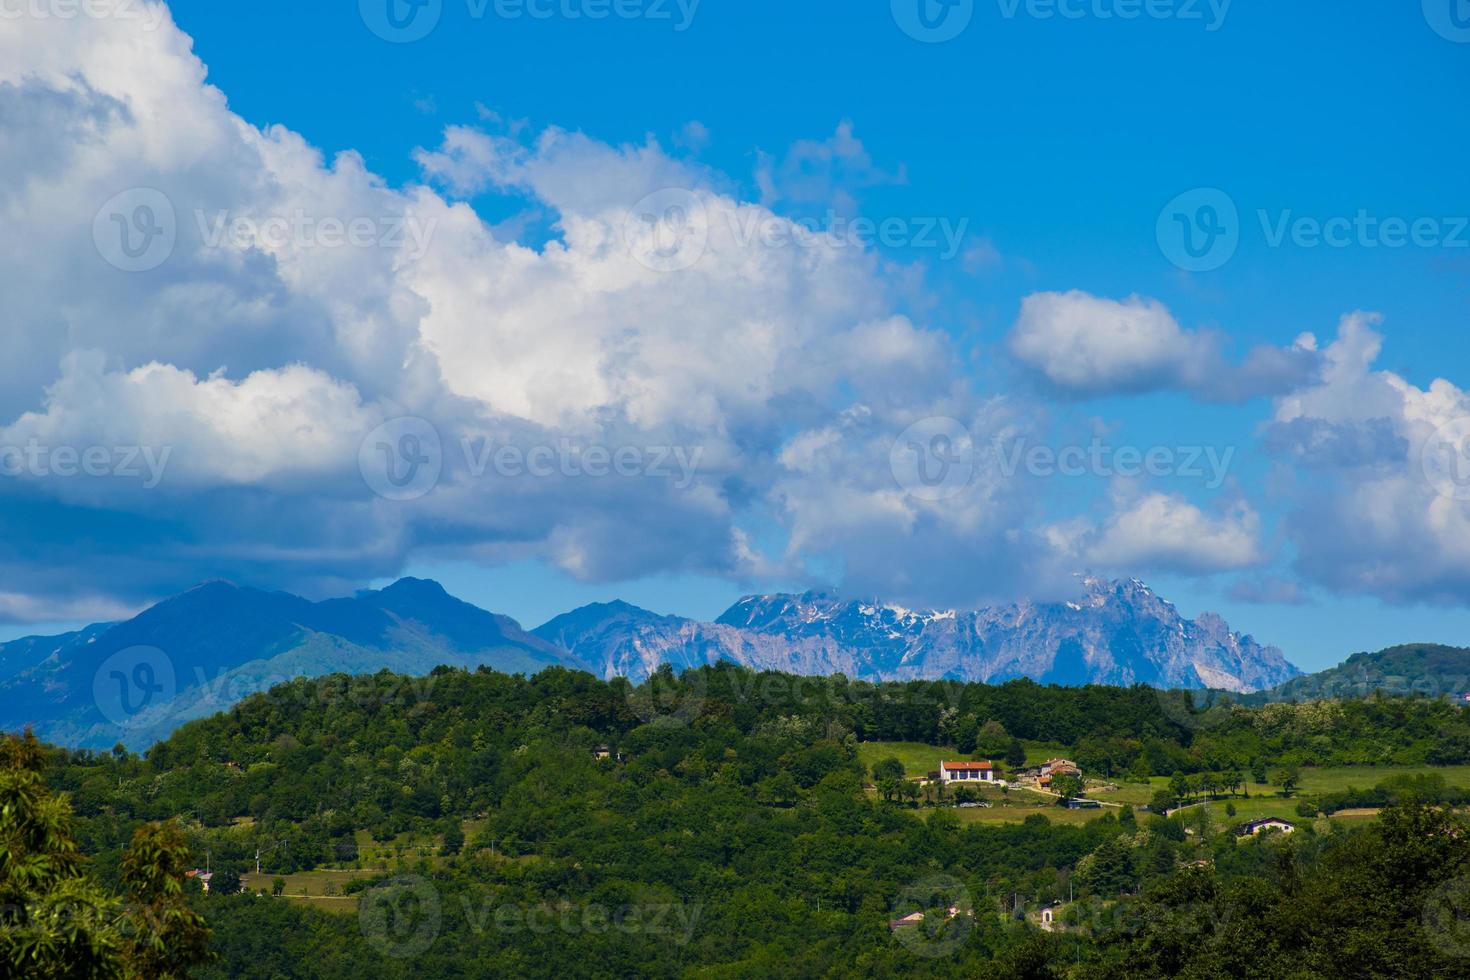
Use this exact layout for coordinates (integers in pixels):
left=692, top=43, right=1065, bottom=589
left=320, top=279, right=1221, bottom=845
left=939, top=760, right=997, bottom=784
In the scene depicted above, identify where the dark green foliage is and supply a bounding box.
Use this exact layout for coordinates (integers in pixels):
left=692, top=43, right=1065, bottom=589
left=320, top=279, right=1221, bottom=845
left=0, top=732, right=211, bottom=979
left=1085, top=800, right=1470, bottom=978
left=16, top=664, right=1470, bottom=977
left=1006, top=737, right=1028, bottom=769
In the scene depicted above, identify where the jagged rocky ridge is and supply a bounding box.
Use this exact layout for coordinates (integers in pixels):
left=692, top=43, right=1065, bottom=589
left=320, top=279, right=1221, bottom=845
left=535, top=578, right=1300, bottom=692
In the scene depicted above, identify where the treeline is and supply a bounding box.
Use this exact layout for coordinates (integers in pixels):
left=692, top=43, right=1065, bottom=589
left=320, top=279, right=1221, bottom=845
left=10, top=662, right=1470, bottom=978
left=35, top=663, right=1470, bottom=873
left=1314, top=772, right=1470, bottom=816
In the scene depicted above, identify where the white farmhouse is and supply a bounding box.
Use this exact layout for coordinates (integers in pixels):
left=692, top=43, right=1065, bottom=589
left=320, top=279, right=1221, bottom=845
left=939, top=760, right=997, bottom=784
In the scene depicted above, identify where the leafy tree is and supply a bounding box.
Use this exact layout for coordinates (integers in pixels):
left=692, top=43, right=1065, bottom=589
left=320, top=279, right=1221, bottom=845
left=1273, top=764, right=1302, bottom=798
left=119, top=823, right=213, bottom=978
left=899, top=780, right=921, bottom=807
left=871, top=757, right=906, bottom=803
left=208, top=869, right=241, bottom=897
left=1151, top=788, right=1180, bottom=813
left=1079, top=836, right=1138, bottom=896
left=757, top=771, right=800, bottom=807
left=1005, top=737, right=1028, bottom=769
left=1169, top=770, right=1190, bottom=805
left=1051, top=773, right=1084, bottom=802
left=0, top=731, right=210, bottom=979
left=439, top=819, right=464, bottom=855
left=0, top=731, right=120, bottom=978
left=1223, top=767, right=1244, bottom=797
left=975, top=719, right=1011, bottom=757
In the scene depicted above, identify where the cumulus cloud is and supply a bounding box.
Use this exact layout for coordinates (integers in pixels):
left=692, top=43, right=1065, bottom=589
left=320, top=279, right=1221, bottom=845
left=1008, top=291, right=1320, bottom=401
left=1050, top=491, right=1264, bottom=577
left=0, top=6, right=1024, bottom=618
left=1264, top=312, right=1470, bottom=603
left=7, top=5, right=1447, bottom=625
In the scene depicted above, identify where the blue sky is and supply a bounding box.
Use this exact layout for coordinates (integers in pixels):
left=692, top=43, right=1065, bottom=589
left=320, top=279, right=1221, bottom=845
left=1, top=1, right=1468, bottom=671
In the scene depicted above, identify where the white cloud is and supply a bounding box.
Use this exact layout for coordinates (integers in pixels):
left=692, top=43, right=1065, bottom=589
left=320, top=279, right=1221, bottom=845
left=1054, top=491, right=1263, bottom=576
left=1266, top=313, right=1470, bottom=602
left=0, top=8, right=1010, bottom=615
left=6, top=6, right=1453, bottom=622
left=1008, top=290, right=1320, bottom=400
left=0, top=351, right=373, bottom=491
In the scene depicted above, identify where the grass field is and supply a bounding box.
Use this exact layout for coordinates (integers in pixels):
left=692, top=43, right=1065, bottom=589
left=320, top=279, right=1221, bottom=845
left=857, top=741, right=958, bottom=777
left=1087, top=764, right=1470, bottom=805
left=239, top=869, right=366, bottom=913
left=859, top=742, right=1470, bottom=829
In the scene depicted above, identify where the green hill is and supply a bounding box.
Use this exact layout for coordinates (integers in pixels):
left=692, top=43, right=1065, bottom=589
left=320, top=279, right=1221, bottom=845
left=1260, top=644, right=1470, bottom=703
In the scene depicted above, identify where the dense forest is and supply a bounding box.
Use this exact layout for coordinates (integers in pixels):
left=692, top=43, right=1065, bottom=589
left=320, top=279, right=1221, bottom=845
left=7, top=663, right=1470, bottom=977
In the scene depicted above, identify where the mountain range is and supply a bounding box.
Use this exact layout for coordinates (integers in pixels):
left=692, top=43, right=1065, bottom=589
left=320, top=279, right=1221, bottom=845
left=0, top=576, right=1308, bottom=749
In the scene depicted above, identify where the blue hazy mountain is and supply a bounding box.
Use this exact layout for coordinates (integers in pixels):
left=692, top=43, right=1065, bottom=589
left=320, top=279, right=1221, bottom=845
left=2, top=575, right=1303, bottom=751
left=0, top=578, right=574, bottom=750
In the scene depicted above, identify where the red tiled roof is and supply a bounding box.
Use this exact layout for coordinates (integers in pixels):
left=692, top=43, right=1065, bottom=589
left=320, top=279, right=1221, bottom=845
left=940, top=761, right=994, bottom=769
